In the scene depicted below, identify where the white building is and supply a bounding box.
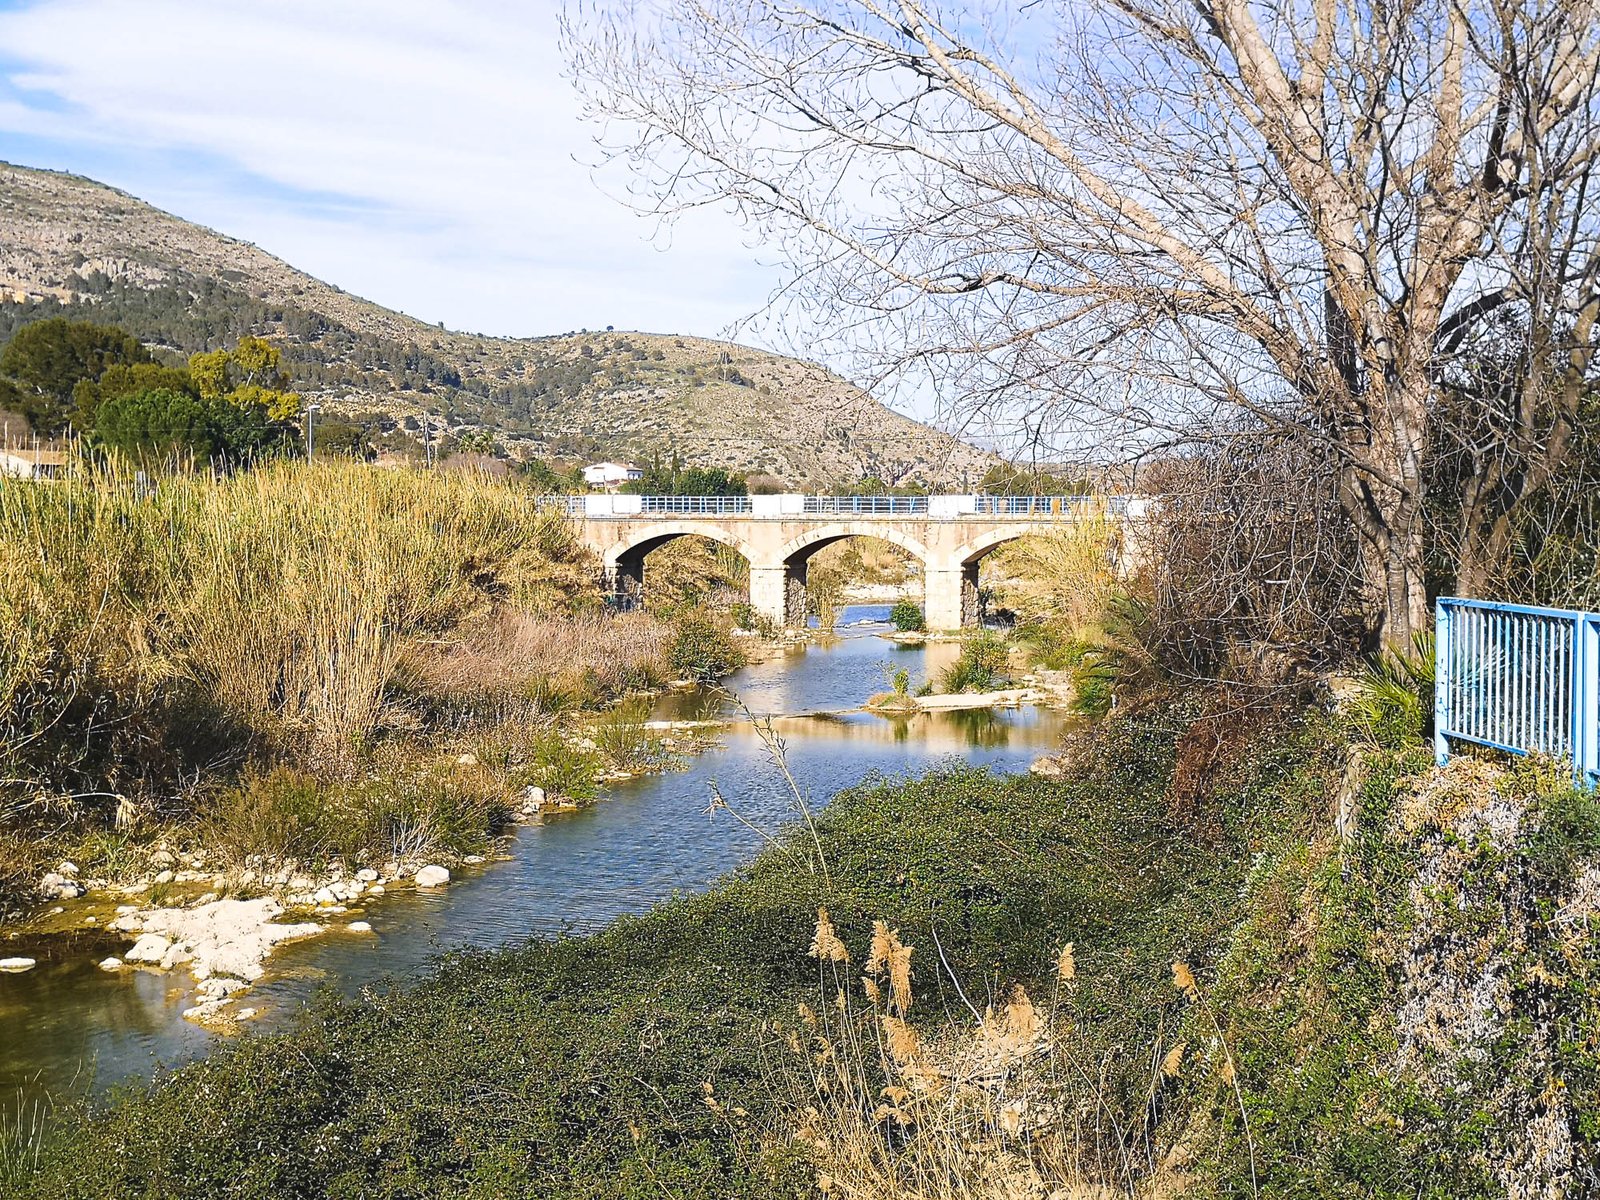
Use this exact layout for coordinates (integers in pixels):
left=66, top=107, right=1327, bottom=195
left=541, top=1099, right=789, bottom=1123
left=582, top=461, right=643, bottom=490
left=0, top=448, right=68, bottom=480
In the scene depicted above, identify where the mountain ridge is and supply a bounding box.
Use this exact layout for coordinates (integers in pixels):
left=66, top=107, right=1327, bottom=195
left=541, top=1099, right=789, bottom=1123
left=0, top=161, right=995, bottom=486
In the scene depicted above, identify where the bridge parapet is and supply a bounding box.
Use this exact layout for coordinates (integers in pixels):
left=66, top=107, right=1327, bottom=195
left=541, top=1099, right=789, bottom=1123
left=555, top=493, right=1130, bottom=520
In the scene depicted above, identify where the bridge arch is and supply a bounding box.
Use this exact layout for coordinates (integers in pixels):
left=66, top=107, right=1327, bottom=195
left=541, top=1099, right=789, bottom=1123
left=777, top=523, right=932, bottom=571
left=599, top=521, right=755, bottom=577
left=950, top=526, right=1054, bottom=568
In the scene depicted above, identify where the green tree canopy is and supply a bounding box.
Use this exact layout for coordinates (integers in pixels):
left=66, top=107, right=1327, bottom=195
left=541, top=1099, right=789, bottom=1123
left=94, top=386, right=282, bottom=464
left=94, top=387, right=215, bottom=462
left=0, top=318, right=151, bottom=433
left=72, top=362, right=199, bottom=432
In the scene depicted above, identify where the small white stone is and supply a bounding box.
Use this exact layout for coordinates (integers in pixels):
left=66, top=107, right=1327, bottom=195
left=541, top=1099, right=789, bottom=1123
left=367, top=884, right=385, bottom=896
left=347, top=921, right=373, bottom=933
left=463, top=855, right=485, bottom=865
left=313, top=887, right=339, bottom=906
left=235, top=1008, right=258, bottom=1021
left=98, top=957, right=123, bottom=971
left=115, top=905, right=139, bottom=915
left=414, top=865, right=450, bottom=888
left=354, top=868, right=378, bottom=883
left=152, top=870, right=174, bottom=885
left=58, top=861, right=80, bottom=877
left=456, top=752, right=478, bottom=766
left=0, top=957, right=36, bottom=972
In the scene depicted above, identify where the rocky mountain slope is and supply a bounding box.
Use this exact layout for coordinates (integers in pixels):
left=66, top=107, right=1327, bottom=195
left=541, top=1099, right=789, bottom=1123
left=0, top=162, right=993, bottom=486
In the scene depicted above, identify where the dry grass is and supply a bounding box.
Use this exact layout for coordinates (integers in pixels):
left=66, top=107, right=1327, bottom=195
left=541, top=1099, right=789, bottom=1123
left=403, top=610, right=672, bottom=722
left=774, top=911, right=1215, bottom=1200
left=0, top=455, right=591, bottom=805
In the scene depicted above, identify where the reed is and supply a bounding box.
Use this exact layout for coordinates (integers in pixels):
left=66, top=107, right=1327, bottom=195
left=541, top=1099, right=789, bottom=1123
left=0, top=456, right=588, bottom=805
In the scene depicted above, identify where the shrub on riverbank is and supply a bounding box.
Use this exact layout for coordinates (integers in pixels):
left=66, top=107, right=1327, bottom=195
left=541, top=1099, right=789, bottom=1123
left=937, top=628, right=1011, bottom=692
left=668, top=612, right=745, bottom=681
left=0, top=459, right=706, bottom=913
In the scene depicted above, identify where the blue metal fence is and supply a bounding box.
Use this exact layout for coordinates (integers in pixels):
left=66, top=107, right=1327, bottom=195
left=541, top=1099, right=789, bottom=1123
left=803, top=495, right=930, bottom=515
left=639, top=495, right=752, bottom=515
left=1434, top=597, right=1600, bottom=782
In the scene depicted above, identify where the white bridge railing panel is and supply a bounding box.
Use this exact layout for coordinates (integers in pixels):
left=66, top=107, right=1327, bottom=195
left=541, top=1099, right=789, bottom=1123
left=1434, top=597, right=1600, bottom=783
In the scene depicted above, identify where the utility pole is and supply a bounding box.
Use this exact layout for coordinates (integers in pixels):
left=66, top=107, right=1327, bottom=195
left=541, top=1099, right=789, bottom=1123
left=305, top=403, right=320, bottom=460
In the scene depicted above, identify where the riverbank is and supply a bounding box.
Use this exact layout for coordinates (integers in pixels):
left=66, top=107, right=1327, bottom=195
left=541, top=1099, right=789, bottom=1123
left=14, top=693, right=1600, bottom=1199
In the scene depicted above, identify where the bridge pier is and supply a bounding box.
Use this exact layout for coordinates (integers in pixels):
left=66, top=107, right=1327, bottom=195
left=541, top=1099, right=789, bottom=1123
left=924, top=564, right=979, bottom=632
left=750, top=563, right=809, bottom=629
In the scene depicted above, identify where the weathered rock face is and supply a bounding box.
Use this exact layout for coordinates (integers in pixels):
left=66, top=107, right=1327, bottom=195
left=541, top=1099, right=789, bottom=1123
left=414, top=865, right=451, bottom=888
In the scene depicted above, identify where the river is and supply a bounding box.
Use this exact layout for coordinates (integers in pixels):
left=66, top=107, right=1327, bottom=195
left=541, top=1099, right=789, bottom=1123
left=0, top=606, right=1066, bottom=1108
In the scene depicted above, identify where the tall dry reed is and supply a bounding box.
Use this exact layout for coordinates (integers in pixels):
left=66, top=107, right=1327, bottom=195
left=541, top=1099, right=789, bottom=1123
left=0, top=456, right=590, bottom=800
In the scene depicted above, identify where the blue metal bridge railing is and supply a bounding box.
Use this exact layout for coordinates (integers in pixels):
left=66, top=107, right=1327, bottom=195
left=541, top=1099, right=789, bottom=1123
left=1434, top=597, right=1599, bottom=782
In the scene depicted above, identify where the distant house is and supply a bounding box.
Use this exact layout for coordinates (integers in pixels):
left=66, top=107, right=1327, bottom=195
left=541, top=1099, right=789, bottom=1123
left=582, top=461, right=642, bottom=490
left=0, top=448, right=68, bottom=480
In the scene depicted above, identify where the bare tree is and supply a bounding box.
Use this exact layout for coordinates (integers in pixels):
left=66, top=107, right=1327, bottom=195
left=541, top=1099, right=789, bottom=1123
left=566, top=0, right=1600, bottom=641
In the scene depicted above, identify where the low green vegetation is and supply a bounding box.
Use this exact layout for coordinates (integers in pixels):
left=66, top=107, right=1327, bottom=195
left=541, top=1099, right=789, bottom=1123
left=668, top=612, right=746, bottom=681
left=10, top=700, right=1336, bottom=1199
left=938, top=627, right=1011, bottom=692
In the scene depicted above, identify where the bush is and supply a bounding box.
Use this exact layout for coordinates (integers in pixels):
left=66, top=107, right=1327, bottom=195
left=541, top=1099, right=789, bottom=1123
left=938, top=629, right=1011, bottom=693
left=668, top=614, right=744, bottom=682
left=888, top=598, right=925, bottom=632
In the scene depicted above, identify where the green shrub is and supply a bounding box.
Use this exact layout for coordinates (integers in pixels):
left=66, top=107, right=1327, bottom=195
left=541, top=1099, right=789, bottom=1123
left=938, top=629, right=1010, bottom=693
left=888, top=598, right=924, bottom=632
left=1349, top=631, right=1435, bottom=748
left=511, top=730, right=601, bottom=806
left=668, top=614, right=744, bottom=682
left=202, top=766, right=329, bottom=866
left=591, top=697, right=666, bottom=771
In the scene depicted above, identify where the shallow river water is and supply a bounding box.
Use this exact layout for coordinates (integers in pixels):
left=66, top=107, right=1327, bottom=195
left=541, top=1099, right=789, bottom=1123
left=0, top=606, right=1066, bottom=1106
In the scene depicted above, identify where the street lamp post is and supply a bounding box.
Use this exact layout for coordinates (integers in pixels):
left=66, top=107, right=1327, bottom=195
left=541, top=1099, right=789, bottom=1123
left=305, top=403, right=321, bottom=460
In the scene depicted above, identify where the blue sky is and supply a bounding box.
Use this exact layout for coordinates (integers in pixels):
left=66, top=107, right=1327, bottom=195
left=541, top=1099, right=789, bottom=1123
left=0, top=0, right=781, bottom=341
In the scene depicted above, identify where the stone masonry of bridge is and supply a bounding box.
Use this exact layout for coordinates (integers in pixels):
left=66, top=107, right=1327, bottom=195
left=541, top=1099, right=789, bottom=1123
left=573, top=494, right=1140, bottom=631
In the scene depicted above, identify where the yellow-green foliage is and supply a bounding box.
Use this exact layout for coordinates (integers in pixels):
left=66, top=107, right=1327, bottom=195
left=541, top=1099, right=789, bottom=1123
left=987, top=512, right=1119, bottom=633
left=0, top=457, right=590, bottom=801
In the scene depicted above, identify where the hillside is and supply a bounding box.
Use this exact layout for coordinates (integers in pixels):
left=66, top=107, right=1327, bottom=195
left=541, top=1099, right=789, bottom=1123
left=0, top=162, right=994, bottom=486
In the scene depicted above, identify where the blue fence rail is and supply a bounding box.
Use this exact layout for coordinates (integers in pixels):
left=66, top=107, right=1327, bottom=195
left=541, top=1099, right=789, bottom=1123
left=1434, top=597, right=1600, bottom=782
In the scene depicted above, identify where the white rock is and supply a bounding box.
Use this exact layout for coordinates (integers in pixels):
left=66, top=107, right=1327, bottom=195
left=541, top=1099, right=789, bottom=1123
left=115, top=905, right=139, bottom=914
left=414, top=865, right=451, bottom=888
left=152, top=870, right=174, bottom=885
left=125, top=934, right=172, bottom=964
left=463, top=855, right=485, bottom=865
left=235, top=1007, right=258, bottom=1021
left=367, top=884, right=385, bottom=896
left=0, top=957, right=36, bottom=972
left=313, top=887, right=339, bottom=906
left=160, top=943, right=193, bottom=970
left=456, top=752, right=478, bottom=766
left=98, top=957, right=123, bottom=971
left=347, top=921, right=373, bottom=933
left=133, top=897, right=322, bottom=982
left=355, top=868, right=378, bottom=883
left=110, top=915, right=143, bottom=933
left=58, top=861, right=80, bottom=877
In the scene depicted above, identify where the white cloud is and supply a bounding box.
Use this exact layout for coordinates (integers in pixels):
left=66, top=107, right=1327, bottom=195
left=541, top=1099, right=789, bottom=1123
left=0, top=0, right=779, bottom=339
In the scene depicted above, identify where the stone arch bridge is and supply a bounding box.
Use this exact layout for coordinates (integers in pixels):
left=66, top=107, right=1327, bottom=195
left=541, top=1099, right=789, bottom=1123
left=558, top=494, right=1140, bottom=631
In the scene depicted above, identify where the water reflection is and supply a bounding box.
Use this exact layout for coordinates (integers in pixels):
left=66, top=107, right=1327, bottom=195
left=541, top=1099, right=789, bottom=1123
left=0, top=607, right=1064, bottom=1106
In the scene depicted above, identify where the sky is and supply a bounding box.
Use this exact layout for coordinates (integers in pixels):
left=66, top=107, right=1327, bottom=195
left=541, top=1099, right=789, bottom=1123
left=0, top=0, right=781, bottom=341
